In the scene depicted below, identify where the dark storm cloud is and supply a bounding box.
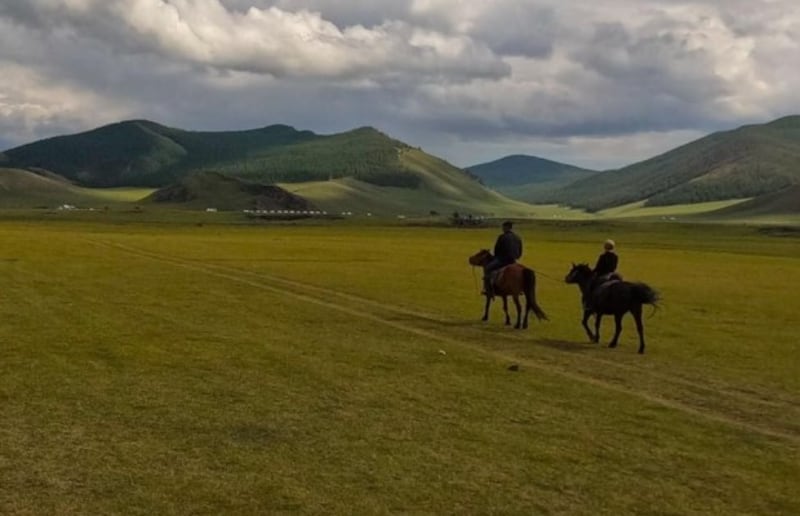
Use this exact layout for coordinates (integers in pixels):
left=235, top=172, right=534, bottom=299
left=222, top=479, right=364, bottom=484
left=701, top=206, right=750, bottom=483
left=469, top=2, right=557, bottom=58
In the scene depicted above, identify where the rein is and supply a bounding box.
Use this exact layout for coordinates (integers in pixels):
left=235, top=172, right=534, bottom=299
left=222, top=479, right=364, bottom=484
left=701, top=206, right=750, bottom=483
left=535, top=270, right=563, bottom=284
left=470, top=265, right=482, bottom=294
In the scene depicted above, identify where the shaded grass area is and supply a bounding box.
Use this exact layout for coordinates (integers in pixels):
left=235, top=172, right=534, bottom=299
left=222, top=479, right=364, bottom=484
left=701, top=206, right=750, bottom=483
left=0, top=220, right=798, bottom=514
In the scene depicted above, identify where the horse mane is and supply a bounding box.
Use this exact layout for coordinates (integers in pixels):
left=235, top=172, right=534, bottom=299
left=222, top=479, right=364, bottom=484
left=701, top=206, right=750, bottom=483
left=574, top=262, right=592, bottom=274
left=469, top=249, right=494, bottom=267
left=477, top=249, right=494, bottom=260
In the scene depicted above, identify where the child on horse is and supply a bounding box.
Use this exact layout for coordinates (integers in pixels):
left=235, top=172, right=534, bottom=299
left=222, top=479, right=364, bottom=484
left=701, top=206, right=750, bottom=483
left=584, top=239, right=620, bottom=310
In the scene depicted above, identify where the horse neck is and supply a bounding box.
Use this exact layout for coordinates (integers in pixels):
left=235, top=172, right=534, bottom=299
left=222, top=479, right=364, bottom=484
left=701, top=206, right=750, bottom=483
left=572, top=272, right=593, bottom=293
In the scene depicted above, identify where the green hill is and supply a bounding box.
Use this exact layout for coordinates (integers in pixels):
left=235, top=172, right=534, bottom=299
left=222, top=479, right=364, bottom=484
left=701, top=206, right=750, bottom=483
left=210, top=127, right=422, bottom=187
left=0, top=167, right=153, bottom=208
left=147, top=171, right=314, bottom=211
left=467, top=155, right=597, bottom=202
left=3, top=120, right=533, bottom=216
left=710, top=184, right=800, bottom=218
left=0, top=168, right=91, bottom=207
left=2, top=120, right=317, bottom=187
left=280, top=148, right=538, bottom=216
left=547, top=116, right=800, bottom=211
left=2, top=121, right=425, bottom=188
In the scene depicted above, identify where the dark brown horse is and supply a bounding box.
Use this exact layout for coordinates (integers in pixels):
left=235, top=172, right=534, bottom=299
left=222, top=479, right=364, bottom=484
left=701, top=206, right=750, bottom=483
left=565, top=263, right=658, bottom=354
left=469, top=250, right=548, bottom=328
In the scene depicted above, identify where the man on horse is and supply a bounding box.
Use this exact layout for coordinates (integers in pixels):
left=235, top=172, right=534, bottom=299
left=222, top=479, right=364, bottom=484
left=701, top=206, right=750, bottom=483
left=482, top=221, right=523, bottom=298
left=584, top=239, right=620, bottom=310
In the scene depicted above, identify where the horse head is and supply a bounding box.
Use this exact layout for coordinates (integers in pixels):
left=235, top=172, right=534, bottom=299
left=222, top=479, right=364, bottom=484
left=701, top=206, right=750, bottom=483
left=565, top=262, right=592, bottom=284
left=468, top=249, right=492, bottom=267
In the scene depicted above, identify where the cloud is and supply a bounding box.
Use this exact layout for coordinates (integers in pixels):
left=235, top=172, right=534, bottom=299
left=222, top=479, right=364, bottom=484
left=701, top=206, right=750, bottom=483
left=1, top=0, right=799, bottom=169
left=0, top=58, right=131, bottom=147
left=0, top=0, right=509, bottom=82
left=389, top=0, right=800, bottom=140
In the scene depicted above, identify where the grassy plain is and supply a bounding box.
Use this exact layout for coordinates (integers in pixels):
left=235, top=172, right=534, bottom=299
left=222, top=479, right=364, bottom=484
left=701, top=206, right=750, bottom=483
left=79, top=187, right=155, bottom=203
left=0, top=216, right=798, bottom=514
left=599, top=199, right=749, bottom=218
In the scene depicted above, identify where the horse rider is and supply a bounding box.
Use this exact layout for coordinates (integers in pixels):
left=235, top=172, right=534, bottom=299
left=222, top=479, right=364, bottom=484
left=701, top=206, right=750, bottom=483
left=584, top=239, right=619, bottom=309
left=483, top=220, right=523, bottom=298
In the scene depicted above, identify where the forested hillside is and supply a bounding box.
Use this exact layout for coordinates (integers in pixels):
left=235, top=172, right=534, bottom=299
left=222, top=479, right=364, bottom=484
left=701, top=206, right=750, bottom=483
left=2, top=121, right=416, bottom=188
left=545, top=116, right=800, bottom=211
left=467, top=155, right=597, bottom=203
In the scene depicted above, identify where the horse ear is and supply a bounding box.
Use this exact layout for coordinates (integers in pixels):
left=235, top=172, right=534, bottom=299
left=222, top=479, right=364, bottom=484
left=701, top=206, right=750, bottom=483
left=571, top=262, right=575, bottom=267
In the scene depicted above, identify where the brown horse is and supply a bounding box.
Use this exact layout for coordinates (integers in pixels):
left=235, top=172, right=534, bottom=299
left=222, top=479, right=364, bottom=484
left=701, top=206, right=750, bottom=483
left=565, top=263, right=658, bottom=354
left=468, top=250, right=548, bottom=328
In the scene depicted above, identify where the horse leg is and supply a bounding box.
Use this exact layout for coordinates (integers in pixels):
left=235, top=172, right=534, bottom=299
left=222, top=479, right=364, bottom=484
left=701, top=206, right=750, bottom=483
left=502, top=297, right=511, bottom=326
left=608, top=312, right=623, bottom=348
left=513, top=295, right=522, bottom=329
left=522, top=294, right=530, bottom=329
left=481, top=295, right=491, bottom=322
left=593, top=313, right=603, bottom=344
left=632, top=304, right=645, bottom=354
left=581, top=310, right=595, bottom=342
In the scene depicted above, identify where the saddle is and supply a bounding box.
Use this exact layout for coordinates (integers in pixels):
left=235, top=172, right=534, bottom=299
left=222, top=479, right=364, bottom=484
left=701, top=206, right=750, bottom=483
left=584, top=273, right=623, bottom=310
left=487, top=263, right=524, bottom=293
left=596, top=272, right=622, bottom=288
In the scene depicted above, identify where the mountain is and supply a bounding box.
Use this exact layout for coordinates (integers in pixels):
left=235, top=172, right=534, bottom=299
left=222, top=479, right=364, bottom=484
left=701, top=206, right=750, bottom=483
left=545, top=116, right=800, bottom=211
left=280, top=148, right=536, bottom=216
left=0, top=167, right=104, bottom=207
left=2, top=120, right=316, bottom=187
left=1, top=120, right=441, bottom=189
left=710, top=184, right=800, bottom=218
left=147, top=171, right=314, bottom=211
left=466, top=154, right=597, bottom=190
left=2, top=120, right=532, bottom=215
left=466, top=155, right=598, bottom=202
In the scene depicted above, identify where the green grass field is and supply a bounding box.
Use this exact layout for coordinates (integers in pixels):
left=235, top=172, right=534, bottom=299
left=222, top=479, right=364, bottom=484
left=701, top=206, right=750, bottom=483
left=0, top=217, right=798, bottom=514
left=598, top=199, right=749, bottom=219
left=79, top=187, right=155, bottom=203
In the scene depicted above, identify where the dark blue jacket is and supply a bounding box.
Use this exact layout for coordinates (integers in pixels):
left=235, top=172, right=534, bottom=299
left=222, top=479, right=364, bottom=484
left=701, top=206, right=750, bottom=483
left=494, top=231, right=523, bottom=264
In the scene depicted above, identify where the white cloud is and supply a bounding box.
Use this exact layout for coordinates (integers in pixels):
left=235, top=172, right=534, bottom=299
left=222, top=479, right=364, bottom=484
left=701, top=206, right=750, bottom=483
left=1, top=0, right=799, bottom=168
left=0, top=0, right=509, bottom=81
left=0, top=60, right=131, bottom=145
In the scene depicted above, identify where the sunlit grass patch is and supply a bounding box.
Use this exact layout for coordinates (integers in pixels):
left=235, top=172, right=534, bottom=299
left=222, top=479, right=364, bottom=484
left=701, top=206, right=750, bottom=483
left=77, top=186, right=156, bottom=202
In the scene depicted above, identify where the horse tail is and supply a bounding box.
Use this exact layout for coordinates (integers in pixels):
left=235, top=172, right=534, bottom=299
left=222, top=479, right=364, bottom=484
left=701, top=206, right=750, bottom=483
left=631, top=282, right=659, bottom=309
left=523, top=268, right=549, bottom=321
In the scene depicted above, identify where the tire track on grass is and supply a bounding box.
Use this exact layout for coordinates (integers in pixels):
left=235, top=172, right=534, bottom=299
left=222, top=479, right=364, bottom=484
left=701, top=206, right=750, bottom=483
left=127, top=242, right=800, bottom=414
left=210, top=263, right=800, bottom=412
left=90, top=239, right=800, bottom=444
left=147, top=254, right=792, bottom=395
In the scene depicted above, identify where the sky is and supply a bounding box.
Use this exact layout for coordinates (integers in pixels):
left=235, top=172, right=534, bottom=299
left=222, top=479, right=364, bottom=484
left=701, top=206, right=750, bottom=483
left=0, top=0, right=798, bottom=170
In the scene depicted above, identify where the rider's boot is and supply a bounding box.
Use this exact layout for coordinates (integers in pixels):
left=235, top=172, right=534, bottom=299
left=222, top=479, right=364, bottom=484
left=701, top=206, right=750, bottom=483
left=482, top=276, right=494, bottom=298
